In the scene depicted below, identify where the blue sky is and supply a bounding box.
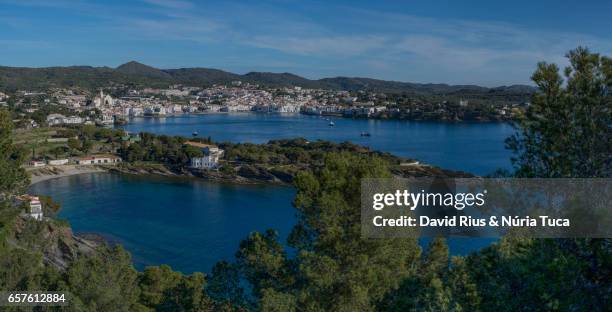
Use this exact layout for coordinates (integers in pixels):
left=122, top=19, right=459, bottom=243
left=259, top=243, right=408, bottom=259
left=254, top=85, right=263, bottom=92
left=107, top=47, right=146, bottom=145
left=1, top=0, right=611, bottom=86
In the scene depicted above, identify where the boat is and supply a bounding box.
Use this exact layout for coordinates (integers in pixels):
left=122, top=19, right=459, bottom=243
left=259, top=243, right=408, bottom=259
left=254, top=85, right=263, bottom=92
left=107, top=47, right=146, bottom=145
left=360, top=132, right=371, bottom=137
left=328, top=121, right=335, bottom=127
left=192, top=131, right=199, bottom=137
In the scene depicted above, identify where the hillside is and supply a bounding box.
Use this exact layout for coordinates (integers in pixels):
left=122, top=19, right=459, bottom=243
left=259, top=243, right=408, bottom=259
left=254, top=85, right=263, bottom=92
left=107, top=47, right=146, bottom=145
left=115, top=61, right=173, bottom=79
left=0, top=62, right=536, bottom=100
left=163, top=67, right=240, bottom=85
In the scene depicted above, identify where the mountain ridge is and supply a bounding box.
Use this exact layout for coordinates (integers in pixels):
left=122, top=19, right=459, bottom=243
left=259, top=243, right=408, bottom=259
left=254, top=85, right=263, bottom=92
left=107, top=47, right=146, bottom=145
left=0, top=61, right=536, bottom=98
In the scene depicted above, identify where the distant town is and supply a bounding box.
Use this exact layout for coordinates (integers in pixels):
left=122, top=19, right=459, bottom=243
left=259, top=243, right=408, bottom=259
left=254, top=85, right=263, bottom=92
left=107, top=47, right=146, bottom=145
left=0, top=79, right=530, bottom=130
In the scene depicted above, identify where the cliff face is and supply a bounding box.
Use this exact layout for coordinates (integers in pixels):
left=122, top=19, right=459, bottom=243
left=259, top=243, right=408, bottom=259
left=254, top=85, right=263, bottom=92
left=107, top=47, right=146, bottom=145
left=12, top=216, right=98, bottom=271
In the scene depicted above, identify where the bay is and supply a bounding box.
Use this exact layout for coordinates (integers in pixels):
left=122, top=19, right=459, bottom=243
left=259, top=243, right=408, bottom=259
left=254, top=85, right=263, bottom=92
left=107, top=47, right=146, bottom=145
left=30, top=113, right=512, bottom=273
left=30, top=173, right=296, bottom=273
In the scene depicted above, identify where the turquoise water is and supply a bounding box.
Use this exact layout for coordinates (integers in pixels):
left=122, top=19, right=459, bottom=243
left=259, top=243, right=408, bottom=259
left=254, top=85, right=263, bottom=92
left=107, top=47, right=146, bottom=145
left=122, top=113, right=515, bottom=176
left=30, top=173, right=296, bottom=273
left=30, top=114, right=513, bottom=273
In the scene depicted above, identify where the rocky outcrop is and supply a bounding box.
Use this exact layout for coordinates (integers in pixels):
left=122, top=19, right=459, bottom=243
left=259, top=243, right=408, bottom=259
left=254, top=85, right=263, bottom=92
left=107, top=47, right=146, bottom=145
left=13, top=216, right=98, bottom=271
left=237, top=165, right=277, bottom=182
left=105, top=163, right=180, bottom=177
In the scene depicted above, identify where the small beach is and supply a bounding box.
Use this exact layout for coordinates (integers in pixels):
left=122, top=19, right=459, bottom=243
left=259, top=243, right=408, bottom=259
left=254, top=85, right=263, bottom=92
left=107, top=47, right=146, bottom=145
left=28, top=165, right=108, bottom=185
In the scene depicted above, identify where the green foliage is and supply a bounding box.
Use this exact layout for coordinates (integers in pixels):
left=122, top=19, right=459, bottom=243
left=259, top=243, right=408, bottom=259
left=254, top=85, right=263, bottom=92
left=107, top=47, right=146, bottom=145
left=138, top=265, right=213, bottom=311
left=0, top=247, right=46, bottom=291
left=37, top=195, right=61, bottom=217
left=212, top=152, right=421, bottom=311
left=259, top=288, right=297, bottom=312
left=80, top=139, right=93, bottom=153
left=235, top=230, right=293, bottom=300
left=0, top=63, right=535, bottom=102
left=0, top=109, right=29, bottom=194
left=380, top=237, right=455, bottom=312
left=506, top=47, right=611, bottom=178
left=222, top=138, right=401, bottom=167
left=290, top=153, right=420, bottom=311
left=458, top=237, right=610, bottom=311
left=66, top=246, right=142, bottom=311
left=206, top=47, right=611, bottom=311
left=118, top=133, right=193, bottom=169
left=463, top=47, right=611, bottom=311
left=219, top=164, right=236, bottom=176
left=0, top=65, right=173, bottom=91
left=0, top=105, right=217, bottom=311
left=139, top=265, right=183, bottom=308
left=67, top=137, right=81, bottom=155
left=0, top=47, right=608, bottom=311
left=207, top=261, right=245, bottom=307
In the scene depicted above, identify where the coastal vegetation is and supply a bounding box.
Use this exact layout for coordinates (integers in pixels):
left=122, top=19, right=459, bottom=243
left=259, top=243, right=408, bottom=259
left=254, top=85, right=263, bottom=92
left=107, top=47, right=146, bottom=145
left=20, top=122, right=467, bottom=185
left=0, top=47, right=609, bottom=311
left=203, top=47, right=611, bottom=311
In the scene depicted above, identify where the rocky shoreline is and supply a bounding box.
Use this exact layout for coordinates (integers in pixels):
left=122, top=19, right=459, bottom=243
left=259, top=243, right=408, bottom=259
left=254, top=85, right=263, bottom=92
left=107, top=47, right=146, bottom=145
left=28, top=162, right=296, bottom=187
left=28, top=160, right=473, bottom=188
left=113, top=163, right=295, bottom=185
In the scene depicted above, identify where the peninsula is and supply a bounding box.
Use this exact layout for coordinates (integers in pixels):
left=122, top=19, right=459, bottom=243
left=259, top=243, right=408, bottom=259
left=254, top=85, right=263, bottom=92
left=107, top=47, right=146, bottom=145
left=21, top=125, right=472, bottom=187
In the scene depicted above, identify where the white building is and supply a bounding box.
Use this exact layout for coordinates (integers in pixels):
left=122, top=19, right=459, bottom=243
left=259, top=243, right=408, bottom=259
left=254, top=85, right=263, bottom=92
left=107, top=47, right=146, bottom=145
left=64, top=115, right=83, bottom=124
left=161, top=89, right=190, bottom=97
left=76, top=155, right=122, bottom=165
left=144, top=106, right=167, bottom=116
left=46, top=114, right=82, bottom=125
left=30, top=160, right=46, bottom=167
left=93, top=90, right=114, bottom=107
left=28, top=196, right=43, bottom=220
left=48, top=159, right=69, bottom=166
left=183, top=106, right=198, bottom=113
left=185, top=141, right=224, bottom=169
left=124, top=107, right=144, bottom=117
left=99, top=114, right=114, bottom=125
left=46, top=113, right=66, bottom=126
left=171, top=104, right=183, bottom=114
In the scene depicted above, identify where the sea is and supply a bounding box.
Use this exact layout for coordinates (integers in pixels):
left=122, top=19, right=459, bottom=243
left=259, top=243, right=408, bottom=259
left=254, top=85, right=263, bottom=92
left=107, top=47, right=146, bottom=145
left=30, top=113, right=512, bottom=272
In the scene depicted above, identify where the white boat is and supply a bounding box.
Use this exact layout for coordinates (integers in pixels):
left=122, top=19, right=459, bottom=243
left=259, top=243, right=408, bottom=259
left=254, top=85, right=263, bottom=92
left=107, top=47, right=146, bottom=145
left=329, top=121, right=335, bottom=127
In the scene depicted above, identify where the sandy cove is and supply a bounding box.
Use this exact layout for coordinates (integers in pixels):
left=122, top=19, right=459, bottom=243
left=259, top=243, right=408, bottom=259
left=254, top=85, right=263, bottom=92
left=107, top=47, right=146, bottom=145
left=28, top=165, right=108, bottom=185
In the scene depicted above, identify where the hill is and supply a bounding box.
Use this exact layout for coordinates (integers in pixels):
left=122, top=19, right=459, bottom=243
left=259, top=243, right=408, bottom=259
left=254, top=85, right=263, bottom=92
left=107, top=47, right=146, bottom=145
left=163, top=67, right=240, bottom=85
left=115, top=61, right=173, bottom=79
left=0, top=62, right=536, bottom=100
